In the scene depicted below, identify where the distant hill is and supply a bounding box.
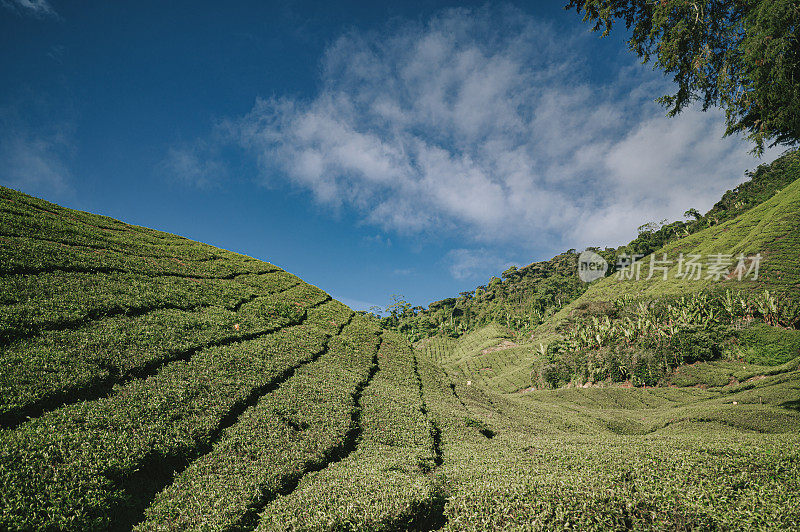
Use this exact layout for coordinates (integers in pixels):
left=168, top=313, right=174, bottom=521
left=387, top=149, right=800, bottom=341
left=402, top=150, right=800, bottom=396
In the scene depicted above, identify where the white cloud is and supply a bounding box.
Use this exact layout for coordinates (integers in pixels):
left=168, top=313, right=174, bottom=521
left=446, top=248, right=516, bottom=281
left=227, top=6, right=774, bottom=255
left=336, top=296, right=383, bottom=313
left=362, top=234, right=392, bottom=247
left=161, top=143, right=227, bottom=189
left=0, top=107, right=73, bottom=198
left=2, top=0, right=57, bottom=18
left=569, top=108, right=782, bottom=247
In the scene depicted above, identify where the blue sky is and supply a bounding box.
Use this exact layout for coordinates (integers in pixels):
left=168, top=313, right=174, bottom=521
left=0, top=0, right=778, bottom=311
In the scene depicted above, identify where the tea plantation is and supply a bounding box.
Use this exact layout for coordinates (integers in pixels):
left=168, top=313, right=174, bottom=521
left=1, top=185, right=799, bottom=530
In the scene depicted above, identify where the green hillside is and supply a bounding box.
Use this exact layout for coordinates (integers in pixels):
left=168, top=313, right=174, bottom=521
left=519, top=161, right=800, bottom=389
left=559, top=169, right=800, bottom=304
left=426, top=175, right=800, bottom=395
left=2, top=185, right=800, bottom=530
left=389, top=150, right=800, bottom=396
left=0, top=187, right=445, bottom=530
left=386, top=150, right=800, bottom=341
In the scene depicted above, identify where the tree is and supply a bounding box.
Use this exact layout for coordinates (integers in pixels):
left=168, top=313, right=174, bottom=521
left=566, top=0, right=800, bottom=155
left=684, top=208, right=702, bottom=220
left=385, top=294, right=413, bottom=320
left=501, top=265, right=519, bottom=280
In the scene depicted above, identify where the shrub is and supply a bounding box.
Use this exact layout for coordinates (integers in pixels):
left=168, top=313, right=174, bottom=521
left=668, top=326, right=725, bottom=364
left=540, top=363, right=567, bottom=389
left=736, top=322, right=800, bottom=365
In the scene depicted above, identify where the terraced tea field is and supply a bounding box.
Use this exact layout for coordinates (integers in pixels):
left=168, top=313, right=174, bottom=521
left=2, top=185, right=799, bottom=530
left=419, top=325, right=543, bottom=394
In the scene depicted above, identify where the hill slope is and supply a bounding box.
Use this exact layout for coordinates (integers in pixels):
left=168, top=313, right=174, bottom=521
left=2, top=186, right=799, bottom=530
left=389, top=150, right=800, bottom=341
left=518, top=163, right=800, bottom=388
left=0, top=187, right=444, bottom=530
left=558, top=168, right=800, bottom=305
left=408, top=152, right=800, bottom=395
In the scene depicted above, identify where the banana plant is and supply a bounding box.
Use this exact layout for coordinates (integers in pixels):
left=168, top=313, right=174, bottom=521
left=702, top=305, right=717, bottom=327
left=741, top=295, right=753, bottom=321
left=535, top=343, right=547, bottom=357
left=756, top=290, right=778, bottom=325
left=620, top=321, right=635, bottom=344
left=679, top=307, right=692, bottom=326
left=721, top=289, right=737, bottom=322
left=662, top=320, right=679, bottom=338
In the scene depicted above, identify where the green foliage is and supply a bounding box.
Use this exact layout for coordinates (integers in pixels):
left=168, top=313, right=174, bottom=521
left=384, top=250, right=594, bottom=342
left=705, top=149, right=800, bottom=224
left=253, top=334, right=445, bottom=530
left=540, top=362, right=568, bottom=389
left=387, top=150, right=799, bottom=344
left=0, top=315, right=344, bottom=529
left=414, top=336, right=800, bottom=530
left=463, top=419, right=495, bottom=441
left=0, top=182, right=800, bottom=530
left=668, top=325, right=725, bottom=363
left=541, top=289, right=799, bottom=387
left=138, top=318, right=381, bottom=530
left=2, top=153, right=800, bottom=530
left=684, top=208, right=702, bottom=220
left=518, top=160, right=800, bottom=392
left=566, top=0, right=800, bottom=155
left=547, top=160, right=800, bottom=321
left=0, top=187, right=454, bottom=530
left=737, top=322, right=800, bottom=365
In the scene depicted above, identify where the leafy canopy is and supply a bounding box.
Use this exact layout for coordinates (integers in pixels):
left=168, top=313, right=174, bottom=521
left=566, top=0, right=800, bottom=154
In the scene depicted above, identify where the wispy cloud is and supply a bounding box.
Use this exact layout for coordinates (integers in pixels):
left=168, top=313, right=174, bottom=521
left=164, top=5, right=776, bottom=266
left=336, top=296, right=383, bottom=313
left=230, top=6, right=774, bottom=251
left=160, top=142, right=228, bottom=189
left=0, top=105, right=73, bottom=198
left=446, top=248, right=516, bottom=281
left=2, top=0, right=57, bottom=18
left=362, top=234, right=392, bottom=247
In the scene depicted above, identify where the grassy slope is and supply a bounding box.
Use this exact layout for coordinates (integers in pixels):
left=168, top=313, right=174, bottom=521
left=438, top=176, right=800, bottom=394
left=558, top=172, right=800, bottom=305
left=0, top=187, right=443, bottom=530
left=418, top=324, right=544, bottom=394
left=398, top=150, right=800, bottom=341
left=419, top=345, right=800, bottom=529
left=2, top=185, right=799, bottom=530
left=404, top=173, right=800, bottom=529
